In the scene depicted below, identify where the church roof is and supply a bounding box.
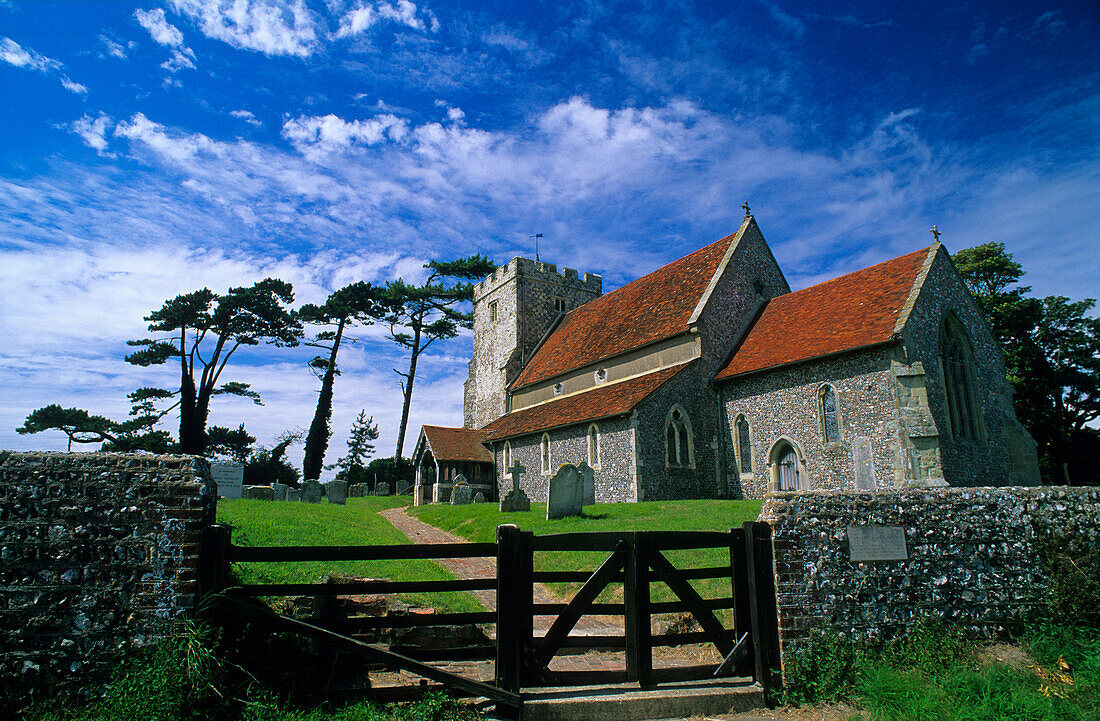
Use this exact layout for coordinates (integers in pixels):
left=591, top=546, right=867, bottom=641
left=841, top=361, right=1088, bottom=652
left=510, top=231, right=738, bottom=390
left=715, top=245, right=934, bottom=381
left=418, top=425, right=493, bottom=463
left=483, top=361, right=693, bottom=441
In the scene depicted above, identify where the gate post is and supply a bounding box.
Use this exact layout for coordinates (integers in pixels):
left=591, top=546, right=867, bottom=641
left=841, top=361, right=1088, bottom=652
left=743, top=521, right=781, bottom=705
left=198, top=523, right=232, bottom=612
left=729, top=527, right=754, bottom=677
left=624, top=532, right=653, bottom=688
left=496, top=524, right=532, bottom=703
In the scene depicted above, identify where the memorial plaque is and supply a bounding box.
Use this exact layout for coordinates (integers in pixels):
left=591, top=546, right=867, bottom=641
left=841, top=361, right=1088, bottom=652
left=211, top=463, right=244, bottom=499
left=847, top=526, right=908, bottom=561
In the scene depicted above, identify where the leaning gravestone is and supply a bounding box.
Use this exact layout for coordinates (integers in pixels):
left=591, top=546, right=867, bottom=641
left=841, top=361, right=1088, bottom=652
left=327, top=480, right=348, bottom=505
left=473, top=491, right=486, bottom=503
left=302, top=480, right=323, bottom=504
left=287, top=489, right=301, bottom=502
left=349, top=483, right=367, bottom=498
left=245, top=485, right=274, bottom=501
left=375, top=482, right=391, bottom=497
left=271, top=483, right=289, bottom=501
left=547, top=464, right=584, bottom=520
left=450, top=475, right=472, bottom=505
left=577, top=461, right=596, bottom=506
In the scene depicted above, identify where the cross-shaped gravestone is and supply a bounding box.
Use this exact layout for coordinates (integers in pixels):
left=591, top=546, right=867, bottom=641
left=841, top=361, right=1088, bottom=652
left=506, top=461, right=526, bottom=492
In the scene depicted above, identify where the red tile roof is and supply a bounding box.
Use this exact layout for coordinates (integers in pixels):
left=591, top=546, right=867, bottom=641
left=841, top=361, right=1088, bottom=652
left=510, top=232, right=737, bottom=390
left=483, top=362, right=693, bottom=441
left=420, top=425, right=493, bottom=463
left=715, top=246, right=933, bottom=381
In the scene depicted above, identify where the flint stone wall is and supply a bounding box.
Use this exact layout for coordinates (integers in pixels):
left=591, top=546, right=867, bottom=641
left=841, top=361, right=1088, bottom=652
left=0, top=451, right=216, bottom=708
left=759, top=486, right=1100, bottom=665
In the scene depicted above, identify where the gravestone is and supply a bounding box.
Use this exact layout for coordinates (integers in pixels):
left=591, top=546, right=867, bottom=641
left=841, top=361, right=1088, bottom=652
left=286, top=489, right=301, bottom=502
left=245, top=485, right=274, bottom=501
left=327, top=480, right=348, bottom=505
left=450, top=475, right=472, bottom=505
left=348, top=483, right=366, bottom=497
left=577, top=461, right=595, bottom=506
left=847, top=526, right=908, bottom=561
left=302, top=480, right=323, bottom=504
left=473, top=491, right=486, bottom=503
left=375, top=482, right=391, bottom=496
left=852, top=437, right=876, bottom=491
left=396, top=481, right=412, bottom=496
left=271, top=483, right=289, bottom=501
left=499, top=487, right=531, bottom=512
left=547, top=464, right=584, bottom=520
left=211, top=463, right=244, bottom=499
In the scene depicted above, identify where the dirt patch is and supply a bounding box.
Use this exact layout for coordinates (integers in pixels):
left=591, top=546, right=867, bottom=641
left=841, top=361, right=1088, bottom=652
left=688, top=702, right=867, bottom=721
left=977, top=642, right=1035, bottom=672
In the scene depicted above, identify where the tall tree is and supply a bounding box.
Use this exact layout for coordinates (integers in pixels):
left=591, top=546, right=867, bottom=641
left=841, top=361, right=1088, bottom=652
left=382, top=256, right=496, bottom=457
left=18, top=387, right=177, bottom=452
left=124, top=279, right=302, bottom=454
left=334, top=410, right=379, bottom=487
left=954, top=243, right=1100, bottom=483
left=297, top=282, right=385, bottom=481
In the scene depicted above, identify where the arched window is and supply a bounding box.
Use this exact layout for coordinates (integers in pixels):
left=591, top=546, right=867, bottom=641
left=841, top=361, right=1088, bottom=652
left=942, top=315, right=981, bottom=438
left=735, top=415, right=752, bottom=474
left=503, top=441, right=511, bottom=471
left=819, top=385, right=840, bottom=443
left=541, top=433, right=551, bottom=473
left=665, top=407, right=694, bottom=467
left=587, top=423, right=600, bottom=467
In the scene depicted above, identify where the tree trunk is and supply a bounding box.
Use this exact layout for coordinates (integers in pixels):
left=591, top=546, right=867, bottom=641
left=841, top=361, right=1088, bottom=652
left=303, top=318, right=345, bottom=481
left=394, top=311, right=423, bottom=458
left=178, top=351, right=200, bottom=454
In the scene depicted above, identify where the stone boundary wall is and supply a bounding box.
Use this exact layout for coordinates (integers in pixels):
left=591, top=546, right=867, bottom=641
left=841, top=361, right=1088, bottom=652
left=0, top=451, right=216, bottom=709
left=759, top=486, right=1100, bottom=666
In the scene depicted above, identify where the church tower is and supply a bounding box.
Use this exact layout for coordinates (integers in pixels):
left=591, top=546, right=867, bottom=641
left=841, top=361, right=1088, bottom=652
left=464, top=258, right=602, bottom=429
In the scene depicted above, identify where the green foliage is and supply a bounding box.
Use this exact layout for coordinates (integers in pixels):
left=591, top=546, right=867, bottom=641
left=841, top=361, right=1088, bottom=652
left=1032, top=524, right=1100, bottom=625
left=244, top=448, right=300, bottom=488
left=125, top=279, right=302, bottom=454
left=333, top=411, right=380, bottom=487
left=208, top=424, right=257, bottom=464
left=953, top=243, right=1100, bottom=484
left=216, top=496, right=481, bottom=613
left=381, top=255, right=496, bottom=457
left=18, top=395, right=176, bottom=453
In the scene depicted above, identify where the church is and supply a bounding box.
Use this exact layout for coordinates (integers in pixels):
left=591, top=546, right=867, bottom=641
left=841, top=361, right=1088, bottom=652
left=411, top=212, right=1040, bottom=505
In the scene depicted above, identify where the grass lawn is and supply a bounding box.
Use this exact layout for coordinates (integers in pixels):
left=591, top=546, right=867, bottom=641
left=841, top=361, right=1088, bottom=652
left=409, top=499, right=763, bottom=606
left=215, top=495, right=481, bottom=613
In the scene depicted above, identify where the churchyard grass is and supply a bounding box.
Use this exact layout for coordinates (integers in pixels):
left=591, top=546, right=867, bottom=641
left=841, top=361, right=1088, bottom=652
left=409, top=499, right=764, bottom=605
left=216, top=496, right=482, bottom=613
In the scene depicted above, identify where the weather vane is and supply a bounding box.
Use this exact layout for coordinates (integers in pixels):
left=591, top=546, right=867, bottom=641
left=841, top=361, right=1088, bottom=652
left=742, top=201, right=751, bottom=217
left=531, top=233, right=543, bottom=261
left=930, top=225, right=941, bottom=242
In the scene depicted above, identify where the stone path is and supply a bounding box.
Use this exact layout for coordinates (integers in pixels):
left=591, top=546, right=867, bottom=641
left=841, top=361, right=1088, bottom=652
left=379, top=505, right=621, bottom=636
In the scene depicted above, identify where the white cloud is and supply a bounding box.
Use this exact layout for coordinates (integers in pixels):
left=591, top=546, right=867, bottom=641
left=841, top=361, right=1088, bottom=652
left=230, top=109, right=263, bottom=127
left=281, top=113, right=409, bottom=153
left=170, top=0, right=320, bottom=57
left=70, top=113, right=113, bottom=153
left=336, top=0, right=436, bottom=38
left=0, top=37, right=86, bottom=94
left=162, top=48, right=197, bottom=72
left=98, top=34, right=132, bottom=60
left=135, top=8, right=186, bottom=48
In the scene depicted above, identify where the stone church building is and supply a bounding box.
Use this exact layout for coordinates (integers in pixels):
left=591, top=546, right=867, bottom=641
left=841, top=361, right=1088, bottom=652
left=412, top=213, right=1039, bottom=504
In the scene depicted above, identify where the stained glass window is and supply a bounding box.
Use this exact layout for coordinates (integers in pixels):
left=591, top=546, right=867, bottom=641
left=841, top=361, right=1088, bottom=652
left=822, top=386, right=839, bottom=443
left=737, top=417, right=752, bottom=473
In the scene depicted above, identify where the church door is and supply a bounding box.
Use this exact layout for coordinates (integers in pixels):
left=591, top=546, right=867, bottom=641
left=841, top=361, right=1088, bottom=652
left=778, top=445, right=800, bottom=491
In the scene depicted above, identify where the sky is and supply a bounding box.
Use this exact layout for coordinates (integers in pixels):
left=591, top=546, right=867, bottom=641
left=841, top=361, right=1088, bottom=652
left=1, top=0, right=1097, bottom=474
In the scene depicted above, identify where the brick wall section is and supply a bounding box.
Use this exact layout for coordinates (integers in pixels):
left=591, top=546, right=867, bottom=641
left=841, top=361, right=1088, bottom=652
left=758, top=486, right=1100, bottom=668
left=0, top=451, right=216, bottom=706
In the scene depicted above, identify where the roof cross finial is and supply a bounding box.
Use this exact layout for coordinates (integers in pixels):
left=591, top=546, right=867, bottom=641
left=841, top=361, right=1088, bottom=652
left=930, top=225, right=941, bottom=242
left=741, top=201, right=751, bottom=217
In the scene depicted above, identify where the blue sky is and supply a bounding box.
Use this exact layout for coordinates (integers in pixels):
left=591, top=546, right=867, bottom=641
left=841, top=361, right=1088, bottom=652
left=1, top=0, right=1097, bottom=469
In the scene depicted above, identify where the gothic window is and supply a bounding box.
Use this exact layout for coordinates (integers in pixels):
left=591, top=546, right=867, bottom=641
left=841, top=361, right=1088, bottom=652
left=489, top=301, right=498, bottom=321
left=503, top=441, right=511, bottom=470
left=820, top=385, right=840, bottom=443
left=735, top=415, right=752, bottom=474
left=665, top=407, right=694, bottom=467
left=541, top=433, right=551, bottom=473
left=588, top=423, right=600, bottom=466
left=942, top=316, right=982, bottom=438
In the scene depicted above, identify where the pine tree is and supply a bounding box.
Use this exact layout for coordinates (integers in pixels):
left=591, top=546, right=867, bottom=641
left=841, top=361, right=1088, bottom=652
left=336, top=411, right=379, bottom=487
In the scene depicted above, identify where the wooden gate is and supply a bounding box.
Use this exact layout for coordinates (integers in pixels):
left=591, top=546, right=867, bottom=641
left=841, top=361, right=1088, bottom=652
left=495, top=522, right=781, bottom=698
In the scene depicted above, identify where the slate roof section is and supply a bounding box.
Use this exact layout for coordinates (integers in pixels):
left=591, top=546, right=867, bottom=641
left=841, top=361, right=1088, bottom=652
left=483, top=362, right=693, bottom=441
left=510, top=232, right=737, bottom=390
left=715, top=246, right=933, bottom=381
left=420, top=425, right=494, bottom=463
